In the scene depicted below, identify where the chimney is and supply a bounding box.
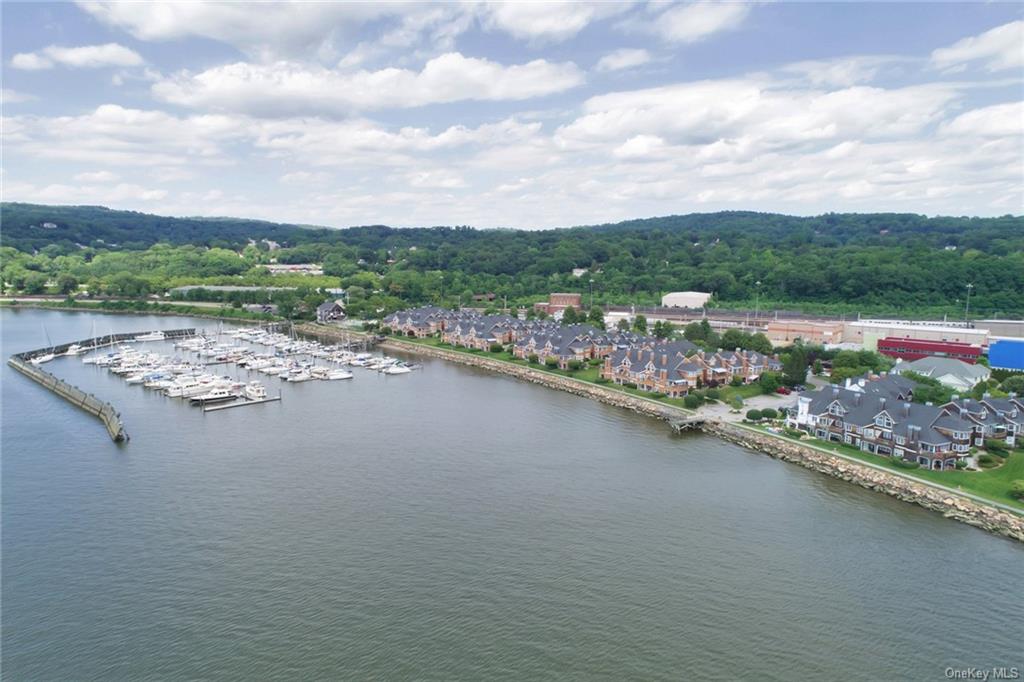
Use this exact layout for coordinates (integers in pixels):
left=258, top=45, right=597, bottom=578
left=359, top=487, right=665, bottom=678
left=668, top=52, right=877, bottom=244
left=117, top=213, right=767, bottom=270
left=983, top=392, right=991, bottom=400
left=880, top=397, right=886, bottom=408
left=903, top=402, right=911, bottom=416
left=854, top=393, right=862, bottom=405
left=832, top=385, right=840, bottom=397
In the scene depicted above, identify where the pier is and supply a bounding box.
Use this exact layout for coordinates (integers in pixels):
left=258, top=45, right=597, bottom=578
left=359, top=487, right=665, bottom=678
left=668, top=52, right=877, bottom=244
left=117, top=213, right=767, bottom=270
left=7, top=328, right=196, bottom=443
left=669, top=416, right=706, bottom=433
left=203, top=395, right=282, bottom=412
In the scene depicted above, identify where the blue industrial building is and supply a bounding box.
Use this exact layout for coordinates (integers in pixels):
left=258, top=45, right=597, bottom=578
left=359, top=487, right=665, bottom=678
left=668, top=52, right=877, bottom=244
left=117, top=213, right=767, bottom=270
left=988, top=339, right=1024, bottom=371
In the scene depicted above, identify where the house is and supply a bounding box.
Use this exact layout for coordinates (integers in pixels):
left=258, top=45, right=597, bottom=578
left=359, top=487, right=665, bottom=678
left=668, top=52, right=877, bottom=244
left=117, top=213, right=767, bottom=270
left=316, top=300, right=346, bottom=323
left=891, top=357, right=991, bottom=392
left=941, top=394, right=1024, bottom=447
left=787, top=385, right=976, bottom=470
left=533, top=293, right=582, bottom=315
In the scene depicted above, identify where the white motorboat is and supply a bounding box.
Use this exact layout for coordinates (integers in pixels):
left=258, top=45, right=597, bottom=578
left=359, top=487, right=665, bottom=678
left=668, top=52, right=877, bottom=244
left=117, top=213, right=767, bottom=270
left=244, top=381, right=268, bottom=400
left=135, top=331, right=166, bottom=342
left=64, top=344, right=87, bottom=356
left=29, top=353, right=55, bottom=365
left=383, top=364, right=412, bottom=375
left=189, top=387, right=238, bottom=405
left=326, top=369, right=354, bottom=380
left=282, top=370, right=313, bottom=383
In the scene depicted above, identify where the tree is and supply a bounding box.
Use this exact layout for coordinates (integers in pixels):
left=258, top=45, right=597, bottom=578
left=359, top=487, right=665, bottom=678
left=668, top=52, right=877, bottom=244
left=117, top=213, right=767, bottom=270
left=759, top=372, right=782, bottom=394
left=561, top=306, right=579, bottom=325
left=489, top=343, right=504, bottom=353
left=683, top=394, right=702, bottom=409
left=616, top=318, right=630, bottom=332
left=999, top=375, right=1024, bottom=394
left=632, top=314, right=647, bottom=333
left=528, top=353, right=539, bottom=364
left=652, top=320, right=674, bottom=339
left=748, top=333, right=773, bottom=355
left=760, top=407, right=778, bottom=420
left=57, top=273, right=79, bottom=295
left=567, top=359, right=583, bottom=371
left=683, top=322, right=704, bottom=342
left=23, top=272, right=48, bottom=294
left=587, top=306, right=606, bottom=330
left=545, top=356, right=560, bottom=368
left=782, top=345, right=808, bottom=387
left=813, top=359, right=823, bottom=375
left=746, top=409, right=762, bottom=421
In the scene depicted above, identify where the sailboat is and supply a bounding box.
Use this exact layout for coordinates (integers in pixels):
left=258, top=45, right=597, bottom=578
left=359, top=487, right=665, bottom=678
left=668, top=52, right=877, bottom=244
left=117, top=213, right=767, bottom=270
left=31, top=324, right=56, bottom=364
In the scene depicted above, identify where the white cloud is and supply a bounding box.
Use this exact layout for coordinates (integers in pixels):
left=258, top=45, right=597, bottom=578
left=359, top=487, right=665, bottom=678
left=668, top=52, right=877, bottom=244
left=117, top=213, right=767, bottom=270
left=649, top=1, right=751, bottom=43
left=932, top=21, right=1024, bottom=72
left=405, top=169, right=467, bottom=189
left=3, top=104, right=245, bottom=166
left=73, top=170, right=120, bottom=183
left=940, top=102, right=1024, bottom=138
left=153, top=53, right=584, bottom=115
left=11, top=43, right=143, bottom=70
left=1, top=88, right=37, bottom=103
left=779, top=56, right=909, bottom=87
left=595, top=48, right=652, bottom=73
left=280, top=171, right=332, bottom=186
left=5, top=181, right=168, bottom=204
left=481, top=2, right=632, bottom=43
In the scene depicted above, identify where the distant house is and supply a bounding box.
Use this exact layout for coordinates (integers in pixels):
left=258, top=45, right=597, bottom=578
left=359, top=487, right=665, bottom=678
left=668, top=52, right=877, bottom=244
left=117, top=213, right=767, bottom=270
left=316, top=300, right=346, bottom=323
left=42, top=222, right=58, bottom=229
left=661, top=291, right=712, bottom=308
left=891, top=357, right=991, bottom=392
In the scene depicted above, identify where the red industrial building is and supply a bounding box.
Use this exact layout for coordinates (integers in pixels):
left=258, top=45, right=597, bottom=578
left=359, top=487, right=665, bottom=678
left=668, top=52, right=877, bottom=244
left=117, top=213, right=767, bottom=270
left=876, top=337, right=982, bottom=363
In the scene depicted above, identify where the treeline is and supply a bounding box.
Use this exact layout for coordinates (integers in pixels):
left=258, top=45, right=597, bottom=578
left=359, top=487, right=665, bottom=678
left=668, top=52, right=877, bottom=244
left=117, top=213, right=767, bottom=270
left=2, top=203, right=1023, bottom=317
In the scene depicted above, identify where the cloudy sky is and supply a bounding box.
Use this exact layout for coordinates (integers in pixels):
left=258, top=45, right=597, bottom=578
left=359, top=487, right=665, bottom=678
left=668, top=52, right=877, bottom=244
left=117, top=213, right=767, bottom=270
left=3, top=2, right=1022, bottom=228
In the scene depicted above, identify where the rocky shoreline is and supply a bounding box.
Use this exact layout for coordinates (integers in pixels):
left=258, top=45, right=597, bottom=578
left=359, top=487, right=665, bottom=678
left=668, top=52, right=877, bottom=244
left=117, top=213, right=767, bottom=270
left=316, top=331, right=1024, bottom=542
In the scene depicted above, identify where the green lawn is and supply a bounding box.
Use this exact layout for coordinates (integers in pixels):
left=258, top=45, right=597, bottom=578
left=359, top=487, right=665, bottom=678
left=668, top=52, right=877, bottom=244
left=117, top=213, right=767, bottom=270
left=750, top=424, right=1024, bottom=510
left=718, top=383, right=766, bottom=404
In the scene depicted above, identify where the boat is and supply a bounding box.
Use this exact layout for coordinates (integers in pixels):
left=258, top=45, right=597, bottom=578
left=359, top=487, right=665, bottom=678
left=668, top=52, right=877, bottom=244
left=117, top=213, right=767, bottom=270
left=135, top=331, right=166, bottom=342
left=326, top=369, right=354, bottom=380
left=244, top=381, right=268, bottom=400
left=282, top=370, right=313, bottom=383
left=383, top=364, right=412, bottom=375
left=64, top=343, right=87, bottom=356
left=29, top=353, right=55, bottom=365
left=189, top=387, right=238, bottom=405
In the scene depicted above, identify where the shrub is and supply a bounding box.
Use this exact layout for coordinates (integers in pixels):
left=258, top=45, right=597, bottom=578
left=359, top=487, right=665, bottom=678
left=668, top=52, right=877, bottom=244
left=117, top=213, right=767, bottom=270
left=985, top=439, right=1009, bottom=454
left=622, top=382, right=638, bottom=389
left=544, top=356, right=560, bottom=368
left=567, top=359, right=584, bottom=371
left=978, top=454, right=997, bottom=468
left=759, top=372, right=782, bottom=394
left=683, top=394, right=702, bottom=409
left=746, top=409, right=762, bottom=421
left=595, top=377, right=610, bottom=384
left=760, top=407, right=778, bottom=420
left=784, top=428, right=804, bottom=439
left=1011, top=480, right=1024, bottom=501
left=730, top=397, right=744, bottom=410
left=892, top=458, right=920, bottom=469
left=489, top=343, right=504, bottom=353
left=528, top=353, right=539, bottom=364
left=955, top=459, right=967, bottom=469
left=730, top=376, right=743, bottom=387
left=588, top=358, right=603, bottom=367
left=705, top=388, right=720, bottom=401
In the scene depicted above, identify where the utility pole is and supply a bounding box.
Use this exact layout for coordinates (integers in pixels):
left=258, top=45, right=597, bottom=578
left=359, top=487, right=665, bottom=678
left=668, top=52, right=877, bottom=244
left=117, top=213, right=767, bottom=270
left=964, top=283, right=974, bottom=325
left=589, top=278, right=594, bottom=310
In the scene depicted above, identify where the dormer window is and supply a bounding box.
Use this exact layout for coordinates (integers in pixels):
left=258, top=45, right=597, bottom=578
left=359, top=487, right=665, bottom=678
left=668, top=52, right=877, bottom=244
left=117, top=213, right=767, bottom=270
left=875, top=415, right=892, bottom=428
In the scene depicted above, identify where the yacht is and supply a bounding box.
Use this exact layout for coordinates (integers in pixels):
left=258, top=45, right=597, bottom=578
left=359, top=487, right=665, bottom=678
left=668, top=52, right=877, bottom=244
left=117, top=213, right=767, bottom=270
left=189, top=387, right=238, bottom=405
left=383, top=364, right=412, bottom=375
left=64, top=343, right=87, bottom=356
left=244, top=381, right=268, bottom=400
left=29, top=352, right=56, bottom=365
left=135, top=331, right=166, bottom=342
left=326, top=369, right=354, bottom=380
left=282, top=369, right=313, bottom=383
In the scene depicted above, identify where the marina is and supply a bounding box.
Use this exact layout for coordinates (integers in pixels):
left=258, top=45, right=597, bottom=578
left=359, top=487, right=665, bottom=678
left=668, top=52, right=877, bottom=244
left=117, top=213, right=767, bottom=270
left=7, top=322, right=419, bottom=440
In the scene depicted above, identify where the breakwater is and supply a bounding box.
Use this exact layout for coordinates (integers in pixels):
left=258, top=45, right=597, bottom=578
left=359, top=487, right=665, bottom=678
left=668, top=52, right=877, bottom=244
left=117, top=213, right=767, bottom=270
left=8, top=328, right=196, bottom=443
left=376, top=336, right=1024, bottom=542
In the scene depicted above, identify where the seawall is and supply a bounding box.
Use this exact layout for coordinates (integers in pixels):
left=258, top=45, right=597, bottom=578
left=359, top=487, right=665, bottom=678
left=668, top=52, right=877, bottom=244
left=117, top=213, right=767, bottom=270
left=374, top=335, right=1024, bottom=542
left=8, top=328, right=197, bottom=443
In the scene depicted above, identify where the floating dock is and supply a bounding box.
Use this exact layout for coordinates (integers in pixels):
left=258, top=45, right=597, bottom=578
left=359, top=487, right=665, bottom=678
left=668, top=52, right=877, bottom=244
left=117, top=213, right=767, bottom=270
left=203, top=395, right=282, bottom=412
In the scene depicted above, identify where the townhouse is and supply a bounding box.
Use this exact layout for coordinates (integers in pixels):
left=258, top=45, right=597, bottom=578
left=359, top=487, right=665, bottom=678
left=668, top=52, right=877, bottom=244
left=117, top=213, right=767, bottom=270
left=787, top=384, right=976, bottom=470
left=941, top=394, right=1024, bottom=448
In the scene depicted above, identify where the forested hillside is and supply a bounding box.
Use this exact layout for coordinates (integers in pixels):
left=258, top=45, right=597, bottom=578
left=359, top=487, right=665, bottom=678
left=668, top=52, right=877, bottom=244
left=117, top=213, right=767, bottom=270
left=2, top=203, right=1022, bottom=318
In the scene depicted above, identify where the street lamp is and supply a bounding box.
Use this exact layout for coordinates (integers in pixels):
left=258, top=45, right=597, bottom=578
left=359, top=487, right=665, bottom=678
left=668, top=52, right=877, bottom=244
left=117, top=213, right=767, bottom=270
left=754, top=280, right=761, bottom=328
left=589, top=278, right=595, bottom=310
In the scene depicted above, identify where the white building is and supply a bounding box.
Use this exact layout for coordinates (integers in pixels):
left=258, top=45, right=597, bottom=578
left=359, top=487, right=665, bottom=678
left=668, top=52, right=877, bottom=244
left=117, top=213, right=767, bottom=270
left=661, top=291, right=712, bottom=309
left=844, top=319, right=989, bottom=350
left=891, top=357, right=991, bottom=392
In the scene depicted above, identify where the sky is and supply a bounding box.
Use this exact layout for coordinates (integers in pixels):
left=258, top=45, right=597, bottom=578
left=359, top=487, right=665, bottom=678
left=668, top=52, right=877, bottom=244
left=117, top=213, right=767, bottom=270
left=2, top=1, right=1022, bottom=229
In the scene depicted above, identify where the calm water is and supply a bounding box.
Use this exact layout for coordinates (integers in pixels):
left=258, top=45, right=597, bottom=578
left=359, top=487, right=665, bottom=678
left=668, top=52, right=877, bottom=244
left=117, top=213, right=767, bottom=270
left=2, top=309, right=1022, bottom=681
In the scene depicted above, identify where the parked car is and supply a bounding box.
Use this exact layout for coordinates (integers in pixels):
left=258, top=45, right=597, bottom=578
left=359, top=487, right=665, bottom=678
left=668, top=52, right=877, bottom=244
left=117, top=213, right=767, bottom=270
left=792, top=385, right=806, bottom=392
left=776, top=386, right=792, bottom=395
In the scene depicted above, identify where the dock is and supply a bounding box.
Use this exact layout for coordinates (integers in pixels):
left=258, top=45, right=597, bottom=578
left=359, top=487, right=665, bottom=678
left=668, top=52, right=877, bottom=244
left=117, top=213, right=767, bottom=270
left=8, top=328, right=196, bottom=443
left=204, top=395, right=282, bottom=412
left=669, top=416, right=706, bottom=433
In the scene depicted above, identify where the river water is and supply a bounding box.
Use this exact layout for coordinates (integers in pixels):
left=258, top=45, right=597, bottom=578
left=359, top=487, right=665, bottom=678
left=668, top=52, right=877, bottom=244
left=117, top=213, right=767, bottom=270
left=2, top=309, right=1021, bottom=680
